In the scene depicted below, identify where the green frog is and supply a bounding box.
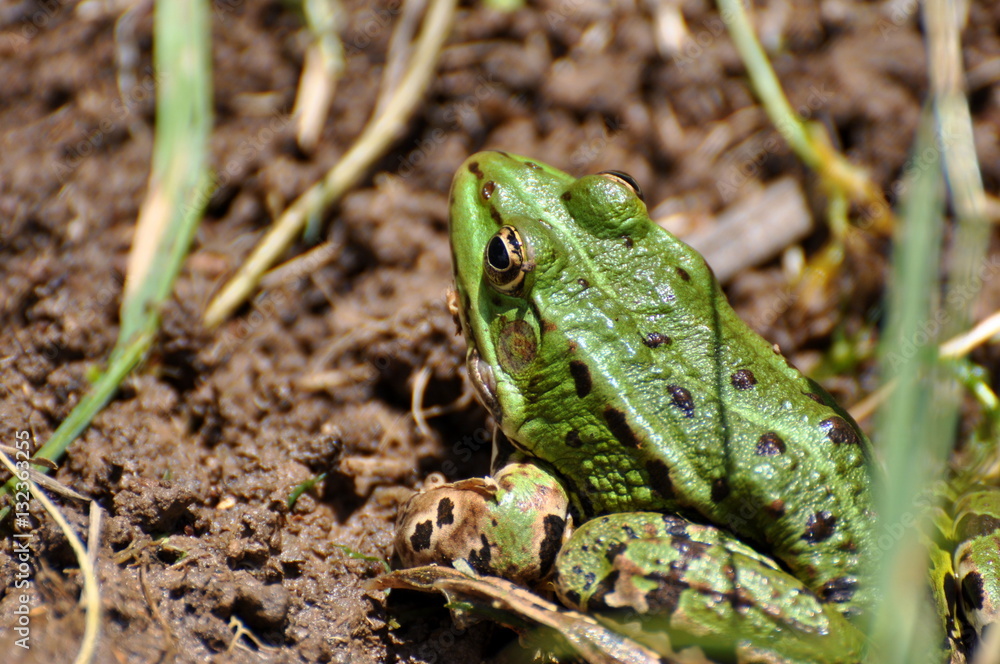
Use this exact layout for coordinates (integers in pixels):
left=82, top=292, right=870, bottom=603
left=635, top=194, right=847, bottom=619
left=393, top=151, right=998, bottom=662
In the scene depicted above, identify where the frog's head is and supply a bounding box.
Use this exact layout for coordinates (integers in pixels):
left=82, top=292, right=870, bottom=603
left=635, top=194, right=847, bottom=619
left=448, top=151, right=647, bottom=430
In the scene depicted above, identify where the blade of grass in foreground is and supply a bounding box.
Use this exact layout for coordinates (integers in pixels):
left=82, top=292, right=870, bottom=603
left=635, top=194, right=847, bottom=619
left=872, top=108, right=955, bottom=664
left=874, top=2, right=990, bottom=660
left=0, top=0, right=213, bottom=520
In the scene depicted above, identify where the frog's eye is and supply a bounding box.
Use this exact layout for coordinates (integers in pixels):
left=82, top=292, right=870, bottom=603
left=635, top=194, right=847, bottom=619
left=598, top=170, right=644, bottom=202
left=483, top=225, right=527, bottom=293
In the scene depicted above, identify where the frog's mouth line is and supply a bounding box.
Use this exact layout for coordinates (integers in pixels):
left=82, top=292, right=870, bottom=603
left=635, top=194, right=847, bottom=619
left=465, top=347, right=501, bottom=422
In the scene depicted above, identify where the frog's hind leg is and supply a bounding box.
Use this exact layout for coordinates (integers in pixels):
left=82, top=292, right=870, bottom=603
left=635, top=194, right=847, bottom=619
left=395, top=452, right=571, bottom=588
left=554, top=512, right=869, bottom=664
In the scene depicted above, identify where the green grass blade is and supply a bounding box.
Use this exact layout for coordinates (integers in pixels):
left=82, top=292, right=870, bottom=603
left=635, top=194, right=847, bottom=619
left=872, top=108, right=954, bottom=664
left=0, top=0, right=212, bottom=520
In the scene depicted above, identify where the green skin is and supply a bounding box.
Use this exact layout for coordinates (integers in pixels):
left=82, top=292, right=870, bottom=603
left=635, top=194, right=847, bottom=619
left=929, top=488, right=1000, bottom=660
left=394, top=151, right=1000, bottom=662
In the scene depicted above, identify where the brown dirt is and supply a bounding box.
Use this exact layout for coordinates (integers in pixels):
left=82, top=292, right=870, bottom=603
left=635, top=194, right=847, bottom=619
left=1, top=1, right=998, bottom=662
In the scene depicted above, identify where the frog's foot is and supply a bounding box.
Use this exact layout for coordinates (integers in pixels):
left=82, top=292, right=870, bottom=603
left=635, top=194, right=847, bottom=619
left=394, top=458, right=571, bottom=587
left=555, top=513, right=869, bottom=664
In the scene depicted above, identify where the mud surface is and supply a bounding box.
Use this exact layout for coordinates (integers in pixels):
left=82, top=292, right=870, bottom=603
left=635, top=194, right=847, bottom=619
left=1, top=1, right=999, bottom=662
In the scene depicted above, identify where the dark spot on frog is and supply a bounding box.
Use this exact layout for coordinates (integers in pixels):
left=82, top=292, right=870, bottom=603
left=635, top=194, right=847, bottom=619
left=523, top=160, right=539, bottom=169
left=409, top=520, right=434, bottom=552
left=563, top=589, right=582, bottom=608
left=645, top=460, right=674, bottom=499
left=666, top=384, right=695, bottom=418
left=755, top=432, right=786, bottom=456
left=481, top=180, right=496, bottom=200
left=489, top=205, right=503, bottom=225
left=622, top=234, right=634, bottom=249
left=642, top=332, right=671, bottom=348
left=569, top=360, right=593, bottom=398
left=565, top=429, right=583, bottom=448
left=731, top=369, right=757, bottom=390
left=661, top=514, right=688, bottom=536
left=468, top=161, right=483, bottom=178
left=542, top=320, right=558, bottom=333
left=586, top=570, right=620, bottom=612
left=561, top=191, right=572, bottom=202
left=711, top=478, right=731, bottom=503
left=819, top=577, right=858, bottom=604
left=494, top=150, right=511, bottom=158
left=467, top=534, right=493, bottom=575
left=956, top=511, right=1000, bottom=539
left=621, top=524, right=639, bottom=539
left=577, top=277, right=589, bottom=289
left=603, top=407, right=642, bottom=448
left=605, top=541, right=628, bottom=563
left=802, top=511, right=838, bottom=544
left=491, top=519, right=498, bottom=527
left=537, top=515, right=566, bottom=578
left=839, top=539, right=857, bottom=552
left=435, top=497, right=454, bottom=527
left=676, top=267, right=690, bottom=281
left=820, top=417, right=861, bottom=446
left=672, top=537, right=711, bottom=563
left=804, top=391, right=824, bottom=404
left=943, top=572, right=958, bottom=612
left=962, top=571, right=986, bottom=610
left=765, top=499, right=786, bottom=518
left=641, top=571, right=686, bottom=614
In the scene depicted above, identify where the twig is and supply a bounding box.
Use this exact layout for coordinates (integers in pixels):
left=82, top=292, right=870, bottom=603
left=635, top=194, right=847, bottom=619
left=204, top=0, right=459, bottom=328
